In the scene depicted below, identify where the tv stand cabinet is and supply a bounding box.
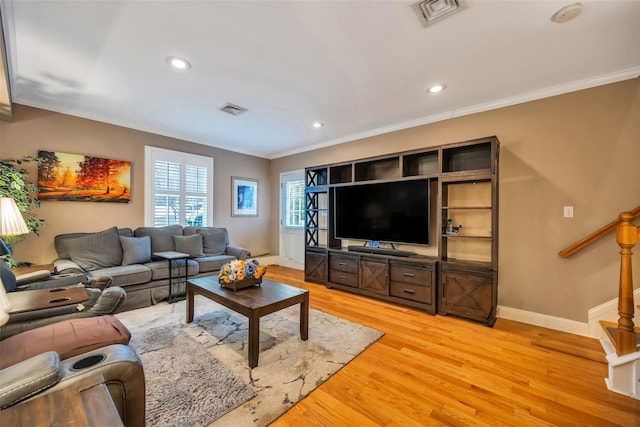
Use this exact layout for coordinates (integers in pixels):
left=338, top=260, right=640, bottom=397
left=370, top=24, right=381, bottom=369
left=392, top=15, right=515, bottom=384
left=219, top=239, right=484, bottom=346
left=305, top=136, right=499, bottom=325
left=327, top=249, right=438, bottom=314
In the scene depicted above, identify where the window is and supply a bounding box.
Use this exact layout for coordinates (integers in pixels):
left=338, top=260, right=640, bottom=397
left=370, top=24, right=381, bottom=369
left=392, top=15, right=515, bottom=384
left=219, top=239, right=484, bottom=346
left=145, top=146, right=213, bottom=227
left=284, top=179, right=305, bottom=228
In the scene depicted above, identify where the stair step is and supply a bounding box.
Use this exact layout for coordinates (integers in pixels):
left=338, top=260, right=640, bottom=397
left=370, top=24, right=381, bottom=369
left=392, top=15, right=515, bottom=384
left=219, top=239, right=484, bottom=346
left=599, top=320, right=640, bottom=352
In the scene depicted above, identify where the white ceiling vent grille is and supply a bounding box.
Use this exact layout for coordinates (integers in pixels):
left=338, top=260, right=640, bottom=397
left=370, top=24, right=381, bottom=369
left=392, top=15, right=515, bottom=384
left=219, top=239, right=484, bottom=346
left=219, top=103, right=248, bottom=116
left=414, top=0, right=461, bottom=26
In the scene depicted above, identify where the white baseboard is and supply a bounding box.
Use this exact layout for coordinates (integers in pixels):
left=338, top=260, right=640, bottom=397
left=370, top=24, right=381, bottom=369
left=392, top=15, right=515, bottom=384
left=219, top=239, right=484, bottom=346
left=497, top=305, right=590, bottom=337
left=256, top=255, right=304, bottom=271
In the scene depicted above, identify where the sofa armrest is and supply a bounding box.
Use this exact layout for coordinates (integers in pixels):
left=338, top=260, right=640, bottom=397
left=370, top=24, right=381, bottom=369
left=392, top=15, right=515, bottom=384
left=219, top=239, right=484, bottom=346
left=226, top=245, right=251, bottom=260
left=83, top=273, right=113, bottom=290
left=0, top=351, right=61, bottom=409
left=52, top=344, right=145, bottom=427
left=53, top=259, right=85, bottom=275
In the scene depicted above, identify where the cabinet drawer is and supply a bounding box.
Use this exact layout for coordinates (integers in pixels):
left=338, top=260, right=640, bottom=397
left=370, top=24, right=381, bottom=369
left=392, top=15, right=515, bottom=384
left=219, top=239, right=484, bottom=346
left=390, top=282, right=431, bottom=304
left=329, top=255, right=358, bottom=274
left=389, top=265, right=432, bottom=287
left=329, top=270, right=358, bottom=288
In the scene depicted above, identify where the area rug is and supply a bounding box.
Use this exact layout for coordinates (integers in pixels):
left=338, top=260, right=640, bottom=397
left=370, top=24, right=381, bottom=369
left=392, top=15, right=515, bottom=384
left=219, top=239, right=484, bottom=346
left=132, top=324, right=256, bottom=427
left=116, top=295, right=383, bottom=426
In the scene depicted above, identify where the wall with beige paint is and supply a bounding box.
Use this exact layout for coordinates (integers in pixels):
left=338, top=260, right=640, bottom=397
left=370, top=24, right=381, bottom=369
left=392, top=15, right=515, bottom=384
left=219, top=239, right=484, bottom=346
left=270, top=79, right=640, bottom=322
left=2, top=80, right=638, bottom=323
left=1, top=105, right=271, bottom=264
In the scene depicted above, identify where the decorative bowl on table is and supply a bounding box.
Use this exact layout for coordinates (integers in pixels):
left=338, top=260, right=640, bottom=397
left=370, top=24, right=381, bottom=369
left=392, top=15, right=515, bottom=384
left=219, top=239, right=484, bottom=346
left=218, top=259, right=267, bottom=291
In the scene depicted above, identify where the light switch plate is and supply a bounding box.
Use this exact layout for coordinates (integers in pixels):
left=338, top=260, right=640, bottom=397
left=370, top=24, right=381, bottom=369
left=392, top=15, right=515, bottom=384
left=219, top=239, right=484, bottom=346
left=564, top=206, right=574, bottom=218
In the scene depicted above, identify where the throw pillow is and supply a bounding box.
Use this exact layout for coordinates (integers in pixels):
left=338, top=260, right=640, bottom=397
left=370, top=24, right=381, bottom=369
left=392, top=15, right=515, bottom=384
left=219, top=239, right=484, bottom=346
left=59, top=227, right=123, bottom=271
left=196, top=228, right=227, bottom=255
left=120, top=236, right=152, bottom=266
left=173, top=234, right=205, bottom=258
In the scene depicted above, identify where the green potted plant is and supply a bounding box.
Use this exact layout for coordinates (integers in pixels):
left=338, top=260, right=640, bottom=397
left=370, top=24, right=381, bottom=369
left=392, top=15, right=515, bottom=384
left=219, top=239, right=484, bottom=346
left=0, top=155, right=45, bottom=266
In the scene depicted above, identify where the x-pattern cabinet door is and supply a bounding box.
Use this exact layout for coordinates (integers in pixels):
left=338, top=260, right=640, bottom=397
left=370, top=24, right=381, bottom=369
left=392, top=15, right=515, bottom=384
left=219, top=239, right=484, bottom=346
left=305, top=251, right=327, bottom=283
left=440, top=267, right=495, bottom=325
left=360, top=259, right=389, bottom=296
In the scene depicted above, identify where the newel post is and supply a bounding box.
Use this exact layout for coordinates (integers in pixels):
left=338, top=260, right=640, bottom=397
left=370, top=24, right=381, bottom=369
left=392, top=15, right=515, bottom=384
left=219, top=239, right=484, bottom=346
left=615, top=212, right=638, bottom=356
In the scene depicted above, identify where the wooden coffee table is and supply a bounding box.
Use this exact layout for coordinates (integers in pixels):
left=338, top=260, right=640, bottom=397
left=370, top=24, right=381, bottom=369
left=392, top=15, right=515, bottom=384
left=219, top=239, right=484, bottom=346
left=186, top=276, right=309, bottom=368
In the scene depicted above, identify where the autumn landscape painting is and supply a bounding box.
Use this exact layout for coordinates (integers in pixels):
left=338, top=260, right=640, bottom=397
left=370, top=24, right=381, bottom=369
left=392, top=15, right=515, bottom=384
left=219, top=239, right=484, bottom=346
left=38, top=150, right=131, bottom=203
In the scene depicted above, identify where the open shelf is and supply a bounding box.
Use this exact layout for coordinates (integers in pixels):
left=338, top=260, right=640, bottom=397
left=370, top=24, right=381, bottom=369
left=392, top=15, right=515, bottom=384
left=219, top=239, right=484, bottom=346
left=442, top=141, right=492, bottom=173
left=330, top=164, right=353, bottom=184
left=403, top=151, right=438, bottom=177
left=354, top=157, right=400, bottom=181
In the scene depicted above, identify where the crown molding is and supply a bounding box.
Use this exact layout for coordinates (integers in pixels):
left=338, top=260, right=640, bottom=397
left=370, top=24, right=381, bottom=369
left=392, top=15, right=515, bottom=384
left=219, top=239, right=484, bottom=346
left=269, top=67, right=640, bottom=159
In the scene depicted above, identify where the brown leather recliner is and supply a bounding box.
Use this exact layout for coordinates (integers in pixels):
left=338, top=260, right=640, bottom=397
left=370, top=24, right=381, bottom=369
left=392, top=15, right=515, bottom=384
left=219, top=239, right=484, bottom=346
left=0, top=280, right=145, bottom=426
left=0, top=344, right=146, bottom=427
left=0, top=260, right=125, bottom=339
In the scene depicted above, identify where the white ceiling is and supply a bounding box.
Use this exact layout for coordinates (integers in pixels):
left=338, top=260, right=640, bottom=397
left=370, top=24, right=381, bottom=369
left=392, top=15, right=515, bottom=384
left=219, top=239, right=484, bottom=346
left=2, top=0, right=639, bottom=159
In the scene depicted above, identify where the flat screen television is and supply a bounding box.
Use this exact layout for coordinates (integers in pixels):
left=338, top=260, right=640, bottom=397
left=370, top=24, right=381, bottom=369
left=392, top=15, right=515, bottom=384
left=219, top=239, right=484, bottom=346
left=334, top=179, right=430, bottom=245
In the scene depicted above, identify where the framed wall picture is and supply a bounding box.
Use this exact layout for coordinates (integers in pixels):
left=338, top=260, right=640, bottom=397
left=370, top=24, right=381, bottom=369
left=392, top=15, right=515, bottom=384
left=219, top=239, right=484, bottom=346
left=231, top=177, right=258, bottom=217
left=37, top=150, right=131, bottom=203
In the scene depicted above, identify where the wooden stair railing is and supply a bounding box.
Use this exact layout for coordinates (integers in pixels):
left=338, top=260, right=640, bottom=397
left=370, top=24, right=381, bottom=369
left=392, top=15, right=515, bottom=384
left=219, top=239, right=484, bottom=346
left=559, top=207, right=639, bottom=357
left=559, top=205, right=640, bottom=258
left=614, top=212, right=639, bottom=356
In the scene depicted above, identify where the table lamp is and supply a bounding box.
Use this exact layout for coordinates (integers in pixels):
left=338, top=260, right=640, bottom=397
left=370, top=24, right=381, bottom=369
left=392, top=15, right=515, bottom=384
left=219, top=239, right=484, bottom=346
left=0, top=197, right=30, bottom=256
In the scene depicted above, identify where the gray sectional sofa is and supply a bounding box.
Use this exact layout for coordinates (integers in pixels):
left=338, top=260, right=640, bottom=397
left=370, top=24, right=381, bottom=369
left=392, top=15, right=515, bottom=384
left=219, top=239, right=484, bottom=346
left=52, top=225, right=251, bottom=312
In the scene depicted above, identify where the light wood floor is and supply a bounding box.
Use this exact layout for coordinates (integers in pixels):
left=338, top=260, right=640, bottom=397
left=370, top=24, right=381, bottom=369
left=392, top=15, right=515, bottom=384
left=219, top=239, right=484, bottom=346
left=264, top=265, right=640, bottom=426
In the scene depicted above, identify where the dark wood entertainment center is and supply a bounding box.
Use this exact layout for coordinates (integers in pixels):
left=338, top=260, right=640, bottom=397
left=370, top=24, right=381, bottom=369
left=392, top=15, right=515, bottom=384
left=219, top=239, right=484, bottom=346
left=304, top=136, right=499, bottom=326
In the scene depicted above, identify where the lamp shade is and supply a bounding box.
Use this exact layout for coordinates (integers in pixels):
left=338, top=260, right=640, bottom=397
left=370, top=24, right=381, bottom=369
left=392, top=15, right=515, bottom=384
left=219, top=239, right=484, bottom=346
left=0, top=197, right=29, bottom=236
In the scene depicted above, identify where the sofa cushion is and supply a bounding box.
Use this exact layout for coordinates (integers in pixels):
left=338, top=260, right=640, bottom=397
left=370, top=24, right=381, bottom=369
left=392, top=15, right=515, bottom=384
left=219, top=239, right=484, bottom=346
left=144, top=259, right=199, bottom=280
left=184, top=227, right=228, bottom=255
left=173, top=234, right=205, bottom=258
left=118, top=228, right=134, bottom=238
left=89, top=265, right=152, bottom=287
left=56, top=227, right=123, bottom=271
left=134, top=225, right=184, bottom=254
left=193, top=255, right=236, bottom=273
left=120, top=236, right=152, bottom=266
left=54, top=228, right=131, bottom=259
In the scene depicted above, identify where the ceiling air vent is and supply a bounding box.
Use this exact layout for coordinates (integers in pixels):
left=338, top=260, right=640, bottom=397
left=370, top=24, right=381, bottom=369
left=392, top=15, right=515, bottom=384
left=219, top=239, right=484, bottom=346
left=219, top=103, right=247, bottom=116
left=414, top=0, right=461, bottom=26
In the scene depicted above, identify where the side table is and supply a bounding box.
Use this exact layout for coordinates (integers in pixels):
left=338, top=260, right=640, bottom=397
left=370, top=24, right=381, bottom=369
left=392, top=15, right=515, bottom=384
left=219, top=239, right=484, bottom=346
left=11, top=263, right=54, bottom=276
left=153, top=251, right=190, bottom=302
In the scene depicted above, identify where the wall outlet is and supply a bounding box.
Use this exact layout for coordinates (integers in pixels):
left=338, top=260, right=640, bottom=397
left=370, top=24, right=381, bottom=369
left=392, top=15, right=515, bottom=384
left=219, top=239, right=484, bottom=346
left=563, top=206, right=574, bottom=218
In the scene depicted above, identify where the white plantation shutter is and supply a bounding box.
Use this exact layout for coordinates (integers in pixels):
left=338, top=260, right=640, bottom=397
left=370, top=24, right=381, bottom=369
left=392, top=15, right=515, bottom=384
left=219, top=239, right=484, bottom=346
left=145, top=147, right=213, bottom=227
left=154, top=161, right=181, bottom=226
left=285, top=179, right=305, bottom=227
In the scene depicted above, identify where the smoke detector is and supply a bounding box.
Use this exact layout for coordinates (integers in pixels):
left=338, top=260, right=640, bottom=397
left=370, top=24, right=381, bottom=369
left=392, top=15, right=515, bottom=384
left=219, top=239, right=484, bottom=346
left=551, top=3, right=583, bottom=23
left=219, top=103, right=248, bottom=116
left=414, top=0, right=462, bottom=26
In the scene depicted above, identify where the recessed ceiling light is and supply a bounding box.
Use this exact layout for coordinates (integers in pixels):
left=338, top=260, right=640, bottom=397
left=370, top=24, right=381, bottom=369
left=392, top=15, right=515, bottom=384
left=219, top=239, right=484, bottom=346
left=551, top=3, right=583, bottom=23
left=166, top=56, right=191, bottom=70
left=426, top=84, right=446, bottom=94
left=312, top=122, right=324, bottom=128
